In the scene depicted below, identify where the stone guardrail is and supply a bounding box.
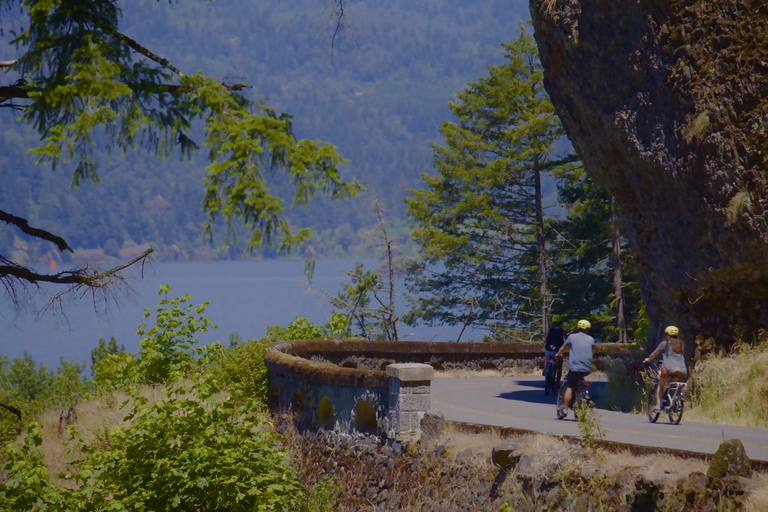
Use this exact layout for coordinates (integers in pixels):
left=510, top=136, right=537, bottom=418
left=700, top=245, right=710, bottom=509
left=264, top=340, right=635, bottom=438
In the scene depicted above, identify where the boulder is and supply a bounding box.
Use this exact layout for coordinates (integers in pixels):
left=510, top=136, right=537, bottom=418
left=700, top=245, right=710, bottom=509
left=491, top=439, right=525, bottom=469
left=706, top=438, right=752, bottom=487
left=530, top=0, right=768, bottom=346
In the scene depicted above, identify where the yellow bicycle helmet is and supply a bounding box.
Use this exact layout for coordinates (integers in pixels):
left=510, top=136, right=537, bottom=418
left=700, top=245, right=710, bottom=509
left=577, top=319, right=591, bottom=330
left=552, top=315, right=563, bottom=323
left=664, top=325, right=679, bottom=336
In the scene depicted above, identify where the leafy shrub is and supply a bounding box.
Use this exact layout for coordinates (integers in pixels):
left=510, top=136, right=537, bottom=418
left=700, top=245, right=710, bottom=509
left=134, top=284, right=217, bottom=384
left=307, top=474, right=341, bottom=512
left=266, top=312, right=349, bottom=341
left=0, top=423, right=76, bottom=510
left=204, top=338, right=271, bottom=407
left=69, top=378, right=304, bottom=511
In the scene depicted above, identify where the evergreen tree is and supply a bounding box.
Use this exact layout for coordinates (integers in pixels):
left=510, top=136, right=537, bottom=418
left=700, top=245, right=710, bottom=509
left=548, top=166, right=644, bottom=342
left=404, top=26, right=573, bottom=340
left=0, top=0, right=361, bottom=307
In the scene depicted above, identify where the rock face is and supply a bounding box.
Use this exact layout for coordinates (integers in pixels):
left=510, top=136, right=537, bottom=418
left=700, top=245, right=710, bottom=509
left=529, top=0, right=768, bottom=347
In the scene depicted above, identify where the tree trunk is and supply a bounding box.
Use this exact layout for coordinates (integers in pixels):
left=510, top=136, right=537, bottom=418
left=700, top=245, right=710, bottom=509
left=611, top=198, right=628, bottom=343
left=534, top=155, right=549, bottom=340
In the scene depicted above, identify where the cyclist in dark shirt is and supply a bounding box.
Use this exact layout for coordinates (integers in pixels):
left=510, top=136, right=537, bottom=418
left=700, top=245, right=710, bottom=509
left=544, top=315, right=565, bottom=386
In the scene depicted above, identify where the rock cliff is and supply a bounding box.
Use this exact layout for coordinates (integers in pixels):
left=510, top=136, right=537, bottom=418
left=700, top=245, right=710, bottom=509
left=529, top=0, right=768, bottom=347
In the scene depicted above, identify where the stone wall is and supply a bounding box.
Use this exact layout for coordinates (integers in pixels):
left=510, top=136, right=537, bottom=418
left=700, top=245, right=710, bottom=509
left=264, top=340, right=634, bottom=436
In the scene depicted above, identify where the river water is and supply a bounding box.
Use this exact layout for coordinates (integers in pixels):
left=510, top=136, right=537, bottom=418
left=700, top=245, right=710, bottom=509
left=0, top=259, right=461, bottom=369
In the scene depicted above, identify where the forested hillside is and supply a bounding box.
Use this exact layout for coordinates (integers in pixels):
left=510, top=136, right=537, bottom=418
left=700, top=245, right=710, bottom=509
left=1, top=0, right=529, bottom=264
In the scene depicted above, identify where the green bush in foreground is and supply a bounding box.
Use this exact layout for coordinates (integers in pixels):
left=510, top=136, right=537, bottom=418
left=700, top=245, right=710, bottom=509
left=69, top=377, right=304, bottom=511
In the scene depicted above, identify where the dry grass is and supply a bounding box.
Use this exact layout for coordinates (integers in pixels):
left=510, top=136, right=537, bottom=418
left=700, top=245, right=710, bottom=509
left=726, top=190, right=752, bottom=225
left=434, top=368, right=532, bottom=379
left=746, top=485, right=768, bottom=512
left=539, top=0, right=559, bottom=19
left=686, top=342, right=768, bottom=427
left=683, top=109, right=710, bottom=143
left=435, top=423, right=711, bottom=482
left=36, top=386, right=164, bottom=487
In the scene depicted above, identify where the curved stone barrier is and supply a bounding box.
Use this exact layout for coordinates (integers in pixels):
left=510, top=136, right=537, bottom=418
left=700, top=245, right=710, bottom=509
left=264, top=340, right=635, bottom=436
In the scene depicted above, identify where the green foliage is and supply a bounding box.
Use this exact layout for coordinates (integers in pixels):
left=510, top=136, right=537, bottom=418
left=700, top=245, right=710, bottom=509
left=598, top=357, right=645, bottom=413
left=405, top=25, right=572, bottom=337
left=204, top=338, right=271, bottom=408
left=0, top=423, right=76, bottom=510
left=2, top=290, right=308, bottom=511
left=228, top=331, right=245, bottom=348
left=573, top=401, right=606, bottom=459
left=548, top=167, right=644, bottom=342
left=0, top=0, right=527, bottom=263
left=1, top=0, right=364, bottom=282
left=51, top=359, right=91, bottom=409
left=68, top=377, right=304, bottom=511
left=0, top=353, right=55, bottom=444
left=90, top=336, right=125, bottom=367
left=265, top=313, right=349, bottom=342
left=90, top=352, right=136, bottom=405
left=0, top=351, right=92, bottom=446
left=329, top=261, right=400, bottom=340
left=307, top=475, right=341, bottom=512
left=134, top=284, right=216, bottom=384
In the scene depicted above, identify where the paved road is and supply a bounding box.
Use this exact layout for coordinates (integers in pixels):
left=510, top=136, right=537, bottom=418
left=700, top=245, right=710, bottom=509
left=432, top=376, right=768, bottom=462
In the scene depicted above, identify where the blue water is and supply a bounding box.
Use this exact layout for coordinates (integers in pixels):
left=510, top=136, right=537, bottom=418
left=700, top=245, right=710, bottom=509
left=0, top=259, right=461, bottom=369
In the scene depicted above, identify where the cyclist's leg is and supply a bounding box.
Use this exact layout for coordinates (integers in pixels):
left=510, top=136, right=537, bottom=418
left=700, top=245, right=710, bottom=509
left=656, top=373, right=670, bottom=410
left=563, top=372, right=583, bottom=412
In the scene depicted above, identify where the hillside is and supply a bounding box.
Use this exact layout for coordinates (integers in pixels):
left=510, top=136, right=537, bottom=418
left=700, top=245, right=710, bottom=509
left=0, top=0, right=532, bottom=264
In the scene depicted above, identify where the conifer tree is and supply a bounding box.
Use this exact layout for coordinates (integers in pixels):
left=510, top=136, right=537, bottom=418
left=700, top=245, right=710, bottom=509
left=404, top=26, right=572, bottom=340
left=548, top=166, right=643, bottom=342
left=0, top=0, right=361, bottom=306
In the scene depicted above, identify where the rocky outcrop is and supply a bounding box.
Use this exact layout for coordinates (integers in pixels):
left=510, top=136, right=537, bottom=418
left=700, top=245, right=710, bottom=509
left=529, top=0, right=768, bottom=347
left=707, top=438, right=753, bottom=485
left=282, top=420, right=765, bottom=511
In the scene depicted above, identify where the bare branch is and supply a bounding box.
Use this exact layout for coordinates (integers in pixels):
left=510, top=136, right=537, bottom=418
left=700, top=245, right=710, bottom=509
left=41, top=247, right=154, bottom=316
left=114, top=31, right=185, bottom=77
left=0, top=209, right=74, bottom=253
left=0, top=402, right=22, bottom=420
left=0, top=59, right=18, bottom=67
left=0, top=248, right=153, bottom=289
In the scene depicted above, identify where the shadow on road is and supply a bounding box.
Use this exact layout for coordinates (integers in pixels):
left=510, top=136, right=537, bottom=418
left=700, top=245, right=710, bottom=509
left=497, top=378, right=609, bottom=406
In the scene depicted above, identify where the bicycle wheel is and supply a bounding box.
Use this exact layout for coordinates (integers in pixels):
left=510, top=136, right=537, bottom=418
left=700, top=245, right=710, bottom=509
left=646, top=385, right=660, bottom=423
left=556, top=383, right=567, bottom=419
left=573, top=386, right=588, bottom=420
left=544, top=365, right=554, bottom=395
left=668, top=396, right=684, bottom=425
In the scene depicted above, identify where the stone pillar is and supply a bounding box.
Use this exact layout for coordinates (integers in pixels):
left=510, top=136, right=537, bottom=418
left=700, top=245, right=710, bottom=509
left=386, top=363, right=434, bottom=435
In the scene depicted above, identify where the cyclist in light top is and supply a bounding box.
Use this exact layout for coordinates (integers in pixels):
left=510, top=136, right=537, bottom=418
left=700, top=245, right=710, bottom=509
left=643, top=325, right=687, bottom=412
left=555, top=319, right=595, bottom=419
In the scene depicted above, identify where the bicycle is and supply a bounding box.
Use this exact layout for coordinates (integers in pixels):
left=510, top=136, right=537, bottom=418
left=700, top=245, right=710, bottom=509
left=543, top=355, right=561, bottom=395
left=556, top=371, right=592, bottom=420
left=643, top=362, right=686, bottom=425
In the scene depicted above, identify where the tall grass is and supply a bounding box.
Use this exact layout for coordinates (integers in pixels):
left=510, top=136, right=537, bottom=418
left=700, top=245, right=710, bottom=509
left=687, top=341, right=768, bottom=427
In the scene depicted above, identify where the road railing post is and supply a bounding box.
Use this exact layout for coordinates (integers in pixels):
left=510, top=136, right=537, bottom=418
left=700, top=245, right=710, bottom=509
left=386, top=363, right=434, bottom=436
